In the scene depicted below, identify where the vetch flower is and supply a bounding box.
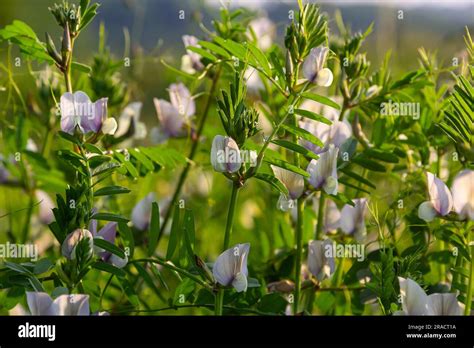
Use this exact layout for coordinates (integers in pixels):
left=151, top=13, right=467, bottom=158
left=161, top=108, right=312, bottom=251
left=418, top=172, right=453, bottom=222
left=89, top=220, right=127, bottom=268
left=340, top=198, right=368, bottom=242
left=302, top=46, right=333, bottom=87
left=213, top=243, right=250, bottom=292
left=247, top=17, right=276, bottom=51
left=131, top=192, right=157, bottom=231
left=181, top=35, right=204, bottom=73
left=59, top=91, right=112, bottom=135
left=210, top=135, right=242, bottom=173
left=35, top=190, right=55, bottom=225
left=61, top=228, right=94, bottom=260
left=152, top=83, right=195, bottom=143
left=115, top=102, right=147, bottom=140
left=307, top=239, right=335, bottom=281
left=26, top=292, right=90, bottom=315
left=307, top=144, right=339, bottom=195
left=451, top=169, right=474, bottom=220
left=271, top=165, right=304, bottom=212
left=396, top=277, right=463, bottom=315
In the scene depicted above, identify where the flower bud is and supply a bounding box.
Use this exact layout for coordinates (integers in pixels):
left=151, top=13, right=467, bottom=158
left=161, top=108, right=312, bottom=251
left=210, top=135, right=242, bottom=173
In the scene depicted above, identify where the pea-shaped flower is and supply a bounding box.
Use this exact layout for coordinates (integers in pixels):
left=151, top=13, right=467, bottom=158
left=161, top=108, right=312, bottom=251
left=451, top=169, right=474, bottom=221
left=213, top=243, right=250, bottom=292
left=307, top=239, right=335, bottom=281
left=26, top=292, right=90, bottom=315
left=340, top=198, right=368, bottom=243
left=396, top=277, right=462, bottom=315
left=418, top=172, right=453, bottom=222
left=302, top=46, right=333, bottom=87
left=307, top=144, right=339, bottom=195
left=115, top=102, right=147, bottom=140
left=60, top=91, right=116, bottom=135
left=61, top=228, right=94, bottom=260
left=181, top=35, right=204, bottom=74
left=152, top=83, right=195, bottom=143
left=271, top=165, right=304, bottom=211
left=89, top=220, right=127, bottom=269
left=210, top=135, right=242, bottom=173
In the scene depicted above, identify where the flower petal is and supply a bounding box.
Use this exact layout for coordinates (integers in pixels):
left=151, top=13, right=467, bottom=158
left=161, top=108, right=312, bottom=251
left=26, top=292, right=54, bottom=315
left=451, top=169, right=474, bottom=220
left=428, top=293, right=462, bottom=315
left=426, top=172, right=453, bottom=216
left=398, top=277, right=431, bottom=315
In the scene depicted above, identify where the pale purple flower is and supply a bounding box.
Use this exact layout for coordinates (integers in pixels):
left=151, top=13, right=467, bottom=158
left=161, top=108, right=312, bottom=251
left=89, top=220, right=127, bottom=268
left=35, top=190, right=55, bottom=225
left=182, top=35, right=204, bottom=72
left=299, top=99, right=351, bottom=155
left=247, top=17, right=276, bottom=51
left=302, top=46, right=333, bottom=87
left=213, top=243, right=250, bottom=292
left=451, top=169, right=474, bottom=220
left=210, top=135, right=242, bottom=173
left=131, top=192, right=157, bottom=231
left=340, top=198, right=368, bottom=242
left=26, top=292, right=90, bottom=315
left=307, top=239, right=335, bottom=281
left=152, top=83, right=194, bottom=143
left=307, top=145, right=339, bottom=195
left=61, top=228, right=94, bottom=260
left=60, top=91, right=111, bottom=134
left=418, top=172, right=453, bottom=222
left=396, top=277, right=463, bottom=315
left=271, top=165, right=304, bottom=212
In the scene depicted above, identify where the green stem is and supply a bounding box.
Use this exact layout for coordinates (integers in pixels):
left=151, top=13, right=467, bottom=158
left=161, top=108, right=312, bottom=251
left=158, top=67, right=222, bottom=242
left=215, top=183, right=240, bottom=316
left=465, top=232, right=473, bottom=315
left=129, top=258, right=211, bottom=289
left=315, top=191, right=326, bottom=240
left=293, top=198, right=304, bottom=315
left=223, top=184, right=239, bottom=250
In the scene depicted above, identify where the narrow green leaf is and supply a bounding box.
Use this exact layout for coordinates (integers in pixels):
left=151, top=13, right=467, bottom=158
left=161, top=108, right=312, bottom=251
left=94, top=185, right=131, bottom=197
left=254, top=173, right=289, bottom=196
left=264, top=157, right=309, bottom=178
left=148, top=202, right=160, bottom=256
left=91, top=212, right=129, bottom=223
left=93, top=238, right=125, bottom=259
left=272, top=139, right=319, bottom=160
left=301, top=92, right=341, bottom=110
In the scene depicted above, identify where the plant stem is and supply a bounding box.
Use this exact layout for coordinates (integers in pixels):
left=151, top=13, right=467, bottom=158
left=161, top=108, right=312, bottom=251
left=158, top=67, right=222, bottom=242
left=293, top=197, right=304, bottom=315
left=223, top=184, right=239, bottom=250
left=315, top=191, right=326, bottom=239
left=215, top=183, right=240, bottom=316
left=129, top=258, right=211, bottom=289
left=465, top=230, right=473, bottom=315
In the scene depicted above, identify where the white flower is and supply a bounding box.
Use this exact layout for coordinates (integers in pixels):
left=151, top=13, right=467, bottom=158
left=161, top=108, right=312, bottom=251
left=101, top=117, right=117, bottom=135
left=451, top=169, right=474, bottom=220
left=247, top=17, right=276, bottom=51
left=302, top=46, right=333, bottom=87
left=307, top=239, right=335, bottom=281
left=271, top=165, right=304, bottom=212
left=307, top=144, right=339, bottom=195
left=340, top=198, right=368, bottom=243
left=35, top=190, right=55, bottom=225
left=115, top=102, right=146, bottom=139
left=26, top=292, right=90, bottom=315
left=210, top=135, right=242, bottom=173
left=213, top=243, right=250, bottom=292
left=396, top=277, right=463, bottom=315
left=61, top=229, right=94, bottom=260
left=131, top=192, right=157, bottom=231
left=418, top=172, right=453, bottom=221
